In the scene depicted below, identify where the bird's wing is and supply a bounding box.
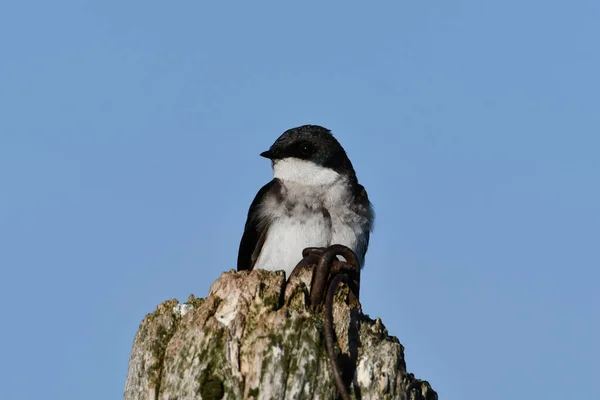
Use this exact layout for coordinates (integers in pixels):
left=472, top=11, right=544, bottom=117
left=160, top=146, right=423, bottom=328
left=352, top=183, right=374, bottom=265
left=237, top=179, right=282, bottom=271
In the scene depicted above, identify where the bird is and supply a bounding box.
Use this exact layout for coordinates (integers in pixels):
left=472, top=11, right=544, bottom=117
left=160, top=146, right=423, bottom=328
left=237, top=125, right=374, bottom=278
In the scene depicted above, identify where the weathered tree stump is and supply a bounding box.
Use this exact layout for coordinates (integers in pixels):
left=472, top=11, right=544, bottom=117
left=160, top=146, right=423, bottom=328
left=124, top=268, right=437, bottom=400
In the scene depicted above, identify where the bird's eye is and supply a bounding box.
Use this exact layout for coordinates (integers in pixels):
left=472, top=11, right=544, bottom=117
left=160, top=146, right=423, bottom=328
left=299, top=142, right=313, bottom=157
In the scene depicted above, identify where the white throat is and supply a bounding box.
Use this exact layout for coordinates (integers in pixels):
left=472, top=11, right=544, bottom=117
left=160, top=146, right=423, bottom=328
left=273, top=158, right=340, bottom=186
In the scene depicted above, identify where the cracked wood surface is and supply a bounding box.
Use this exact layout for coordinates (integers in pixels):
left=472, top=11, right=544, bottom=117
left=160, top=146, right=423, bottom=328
left=124, top=268, right=437, bottom=400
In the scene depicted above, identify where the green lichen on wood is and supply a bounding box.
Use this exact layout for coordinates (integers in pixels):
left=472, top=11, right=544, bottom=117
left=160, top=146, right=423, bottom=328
left=247, top=387, right=259, bottom=398
left=148, top=317, right=179, bottom=398
left=262, top=292, right=282, bottom=310
left=175, top=341, right=194, bottom=380
left=285, top=282, right=310, bottom=311
left=187, top=295, right=205, bottom=309
left=334, top=283, right=350, bottom=303
left=193, top=326, right=239, bottom=398
left=257, top=311, right=335, bottom=398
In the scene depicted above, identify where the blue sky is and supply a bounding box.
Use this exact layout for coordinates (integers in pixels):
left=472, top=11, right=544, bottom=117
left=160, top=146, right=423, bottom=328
left=1, top=1, right=598, bottom=399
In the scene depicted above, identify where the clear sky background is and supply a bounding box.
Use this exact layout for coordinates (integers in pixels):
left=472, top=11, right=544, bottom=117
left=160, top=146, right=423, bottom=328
left=1, top=1, right=598, bottom=399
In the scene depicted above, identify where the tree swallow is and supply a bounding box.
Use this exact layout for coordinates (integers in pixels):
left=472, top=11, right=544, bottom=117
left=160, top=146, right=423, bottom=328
left=237, top=125, right=374, bottom=278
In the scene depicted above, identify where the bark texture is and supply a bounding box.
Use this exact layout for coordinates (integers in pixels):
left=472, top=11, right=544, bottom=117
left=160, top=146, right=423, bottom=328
left=124, top=268, right=437, bottom=400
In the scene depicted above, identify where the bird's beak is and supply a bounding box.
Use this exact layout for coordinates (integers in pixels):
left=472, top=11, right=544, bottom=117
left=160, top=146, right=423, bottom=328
left=260, top=150, right=274, bottom=159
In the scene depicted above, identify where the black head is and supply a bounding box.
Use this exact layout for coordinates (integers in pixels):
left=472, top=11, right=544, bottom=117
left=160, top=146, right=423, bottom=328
left=260, top=125, right=356, bottom=177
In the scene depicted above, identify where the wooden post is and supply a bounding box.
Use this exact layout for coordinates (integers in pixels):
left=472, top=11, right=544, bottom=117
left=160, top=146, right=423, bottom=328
left=124, top=269, right=437, bottom=400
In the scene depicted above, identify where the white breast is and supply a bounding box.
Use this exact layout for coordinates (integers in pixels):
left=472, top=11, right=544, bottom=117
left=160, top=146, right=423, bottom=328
left=253, top=215, right=332, bottom=277
left=253, top=158, right=366, bottom=277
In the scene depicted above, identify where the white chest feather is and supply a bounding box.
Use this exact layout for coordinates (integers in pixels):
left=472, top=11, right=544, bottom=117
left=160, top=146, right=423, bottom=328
left=253, top=158, right=367, bottom=277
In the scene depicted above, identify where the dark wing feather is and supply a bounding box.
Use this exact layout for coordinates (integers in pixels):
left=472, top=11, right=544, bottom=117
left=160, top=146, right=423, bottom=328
left=237, top=179, right=281, bottom=271
left=352, top=183, right=374, bottom=265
